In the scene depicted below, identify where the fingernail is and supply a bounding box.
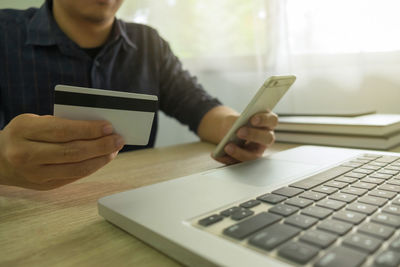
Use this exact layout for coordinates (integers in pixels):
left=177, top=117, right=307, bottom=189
left=238, top=128, right=247, bottom=138
left=252, top=116, right=260, bottom=126
left=225, top=144, right=235, bottom=154
left=103, top=125, right=114, bottom=135
left=115, top=136, right=125, bottom=147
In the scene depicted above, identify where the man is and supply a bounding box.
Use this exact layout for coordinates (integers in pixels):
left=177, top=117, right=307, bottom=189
left=0, top=0, right=278, bottom=190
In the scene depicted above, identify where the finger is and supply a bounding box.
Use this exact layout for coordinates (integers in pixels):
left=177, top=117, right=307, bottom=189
left=250, top=112, right=278, bottom=129
left=27, top=152, right=118, bottom=184
left=243, top=142, right=268, bottom=155
left=16, top=177, right=82, bottom=191
left=33, top=134, right=124, bottom=164
left=237, top=128, right=275, bottom=146
left=223, top=143, right=264, bottom=162
left=22, top=114, right=114, bottom=142
left=38, top=177, right=82, bottom=190
left=211, top=153, right=240, bottom=165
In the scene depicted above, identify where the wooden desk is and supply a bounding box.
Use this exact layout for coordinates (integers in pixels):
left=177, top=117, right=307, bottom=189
left=0, top=142, right=297, bottom=267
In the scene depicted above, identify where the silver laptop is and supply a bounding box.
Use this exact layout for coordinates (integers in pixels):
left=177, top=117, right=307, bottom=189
left=98, top=145, right=400, bottom=267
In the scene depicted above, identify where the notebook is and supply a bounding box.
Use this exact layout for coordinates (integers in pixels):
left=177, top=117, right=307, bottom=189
left=275, top=114, right=400, bottom=136
left=275, top=131, right=400, bottom=150
left=98, top=145, right=400, bottom=267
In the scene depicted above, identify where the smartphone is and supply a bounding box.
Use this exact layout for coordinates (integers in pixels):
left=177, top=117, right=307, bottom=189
left=212, top=75, right=296, bottom=158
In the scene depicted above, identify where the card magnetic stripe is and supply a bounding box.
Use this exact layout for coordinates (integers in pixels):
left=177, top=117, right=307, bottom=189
left=55, top=91, right=157, bottom=112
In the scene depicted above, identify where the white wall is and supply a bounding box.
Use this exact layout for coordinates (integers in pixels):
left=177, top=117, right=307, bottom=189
left=0, top=0, right=43, bottom=9
left=3, top=1, right=399, bottom=148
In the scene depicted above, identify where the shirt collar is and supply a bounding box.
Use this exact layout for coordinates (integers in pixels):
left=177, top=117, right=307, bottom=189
left=113, top=19, right=137, bottom=50
left=26, top=0, right=58, bottom=46
left=26, top=0, right=137, bottom=51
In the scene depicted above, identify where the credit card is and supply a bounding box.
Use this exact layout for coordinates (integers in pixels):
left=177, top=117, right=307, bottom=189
left=54, top=85, right=158, bottom=145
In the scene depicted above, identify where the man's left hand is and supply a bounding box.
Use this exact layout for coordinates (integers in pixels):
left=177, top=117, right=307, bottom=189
left=214, top=111, right=278, bottom=164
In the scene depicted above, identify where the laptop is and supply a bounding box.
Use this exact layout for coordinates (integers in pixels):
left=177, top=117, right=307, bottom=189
left=98, top=145, right=400, bottom=267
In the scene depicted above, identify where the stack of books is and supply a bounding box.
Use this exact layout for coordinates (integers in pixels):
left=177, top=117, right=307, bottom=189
left=275, top=113, right=400, bottom=150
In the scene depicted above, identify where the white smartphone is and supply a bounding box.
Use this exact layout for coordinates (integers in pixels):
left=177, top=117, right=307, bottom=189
left=212, top=75, right=296, bottom=158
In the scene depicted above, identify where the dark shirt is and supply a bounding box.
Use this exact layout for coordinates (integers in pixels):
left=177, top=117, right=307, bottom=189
left=0, top=0, right=221, bottom=151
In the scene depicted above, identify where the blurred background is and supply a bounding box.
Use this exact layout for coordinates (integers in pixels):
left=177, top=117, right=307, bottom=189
left=3, top=0, right=400, bottom=147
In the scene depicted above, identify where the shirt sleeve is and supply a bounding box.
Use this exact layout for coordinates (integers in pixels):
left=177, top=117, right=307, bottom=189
left=157, top=36, right=222, bottom=134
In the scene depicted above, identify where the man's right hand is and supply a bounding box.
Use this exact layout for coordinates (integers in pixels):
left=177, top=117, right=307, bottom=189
left=0, top=114, right=125, bottom=190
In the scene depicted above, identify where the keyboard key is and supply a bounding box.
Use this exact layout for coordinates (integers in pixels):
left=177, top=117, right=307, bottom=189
left=385, top=165, right=400, bottom=171
left=371, top=213, right=400, bottom=228
left=198, top=214, right=223, bottom=226
left=346, top=202, right=378, bottom=215
left=220, top=206, right=240, bottom=217
left=285, top=197, right=313, bottom=208
left=324, top=181, right=348, bottom=189
left=376, top=156, right=400, bottom=163
left=345, top=172, right=367, bottom=179
left=352, top=181, right=377, bottom=190
left=249, top=223, right=300, bottom=251
left=379, top=184, right=400, bottom=193
left=231, top=208, right=254, bottom=221
left=272, top=187, right=304, bottom=197
left=284, top=214, right=318, bottom=229
left=317, top=219, right=352, bottom=235
left=278, top=241, right=319, bottom=264
left=257, top=193, right=286, bottom=204
left=329, top=192, right=357, bottom=203
left=301, top=206, right=332, bottom=219
left=361, top=164, right=381, bottom=171
left=335, top=176, right=358, bottom=183
left=390, top=237, right=400, bottom=252
left=382, top=205, right=400, bottom=216
left=358, top=222, right=395, bottom=240
left=362, top=154, right=381, bottom=159
left=353, top=168, right=374, bottom=175
left=289, top=166, right=353, bottom=190
left=354, top=158, right=372, bottom=163
left=392, top=197, right=400, bottom=206
left=317, top=199, right=346, bottom=211
left=269, top=204, right=299, bottom=217
left=369, top=162, right=387, bottom=167
left=343, top=233, right=382, bottom=253
left=239, top=199, right=261, bottom=209
left=374, top=250, right=400, bottom=267
left=340, top=187, right=367, bottom=196
left=378, top=169, right=398, bottom=176
left=314, top=246, right=367, bottom=267
left=300, top=229, right=337, bottom=248
left=386, top=179, right=400, bottom=186
left=370, top=173, right=392, bottom=180
left=312, top=186, right=338, bottom=195
left=341, top=161, right=363, bottom=168
left=360, top=177, right=385, bottom=184
left=360, top=154, right=378, bottom=159
left=299, top=191, right=327, bottom=201
left=223, top=212, right=281, bottom=240
left=332, top=210, right=366, bottom=224
left=369, top=189, right=396, bottom=199
left=358, top=195, right=388, bottom=207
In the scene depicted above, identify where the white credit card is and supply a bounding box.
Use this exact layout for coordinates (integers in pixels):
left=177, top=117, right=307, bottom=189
left=54, top=85, right=158, bottom=146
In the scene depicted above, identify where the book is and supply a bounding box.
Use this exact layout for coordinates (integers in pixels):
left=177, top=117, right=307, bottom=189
left=275, top=131, right=400, bottom=150
left=277, top=110, right=375, bottom=117
left=275, top=114, right=400, bottom=137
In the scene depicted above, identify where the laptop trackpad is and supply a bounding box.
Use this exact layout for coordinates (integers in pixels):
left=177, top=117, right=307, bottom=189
left=205, top=158, right=320, bottom=189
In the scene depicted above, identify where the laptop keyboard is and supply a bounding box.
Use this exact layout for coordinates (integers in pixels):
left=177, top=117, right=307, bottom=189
left=196, top=154, right=400, bottom=267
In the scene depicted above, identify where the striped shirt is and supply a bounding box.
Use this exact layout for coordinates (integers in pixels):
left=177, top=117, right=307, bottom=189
left=0, top=0, right=221, bottom=151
